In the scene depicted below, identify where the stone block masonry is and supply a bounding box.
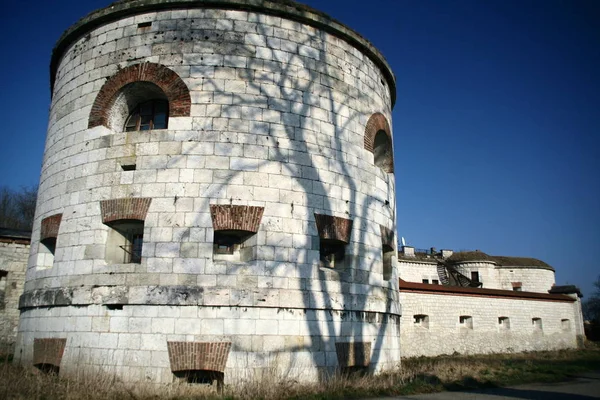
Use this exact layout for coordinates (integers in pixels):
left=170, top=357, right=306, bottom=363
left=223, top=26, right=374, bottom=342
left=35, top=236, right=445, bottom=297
left=399, top=281, right=584, bottom=357
left=16, top=0, right=400, bottom=384
left=0, top=234, right=29, bottom=354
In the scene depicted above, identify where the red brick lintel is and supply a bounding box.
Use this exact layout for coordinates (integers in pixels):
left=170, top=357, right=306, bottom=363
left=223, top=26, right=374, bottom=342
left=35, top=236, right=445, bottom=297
left=399, top=279, right=575, bottom=303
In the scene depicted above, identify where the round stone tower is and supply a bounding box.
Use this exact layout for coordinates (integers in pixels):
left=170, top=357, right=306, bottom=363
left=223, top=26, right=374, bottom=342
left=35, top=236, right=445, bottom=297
left=16, top=0, right=399, bottom=384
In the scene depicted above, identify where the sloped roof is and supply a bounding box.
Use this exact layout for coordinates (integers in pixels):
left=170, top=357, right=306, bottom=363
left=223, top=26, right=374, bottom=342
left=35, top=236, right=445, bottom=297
left=493, top=255, right=553, bottom=270
left=447, top=251, right=496, bottom=263
left=399, top=279, right=575, bottom=302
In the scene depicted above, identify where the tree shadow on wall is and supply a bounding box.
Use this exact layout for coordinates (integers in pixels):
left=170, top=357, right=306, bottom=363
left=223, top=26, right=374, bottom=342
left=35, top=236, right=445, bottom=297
left=159, top=9, right=397, bottom=381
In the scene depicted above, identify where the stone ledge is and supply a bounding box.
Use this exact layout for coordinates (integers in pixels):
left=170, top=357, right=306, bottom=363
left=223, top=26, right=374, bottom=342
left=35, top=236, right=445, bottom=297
left=18, top=285, right=401, bottom=315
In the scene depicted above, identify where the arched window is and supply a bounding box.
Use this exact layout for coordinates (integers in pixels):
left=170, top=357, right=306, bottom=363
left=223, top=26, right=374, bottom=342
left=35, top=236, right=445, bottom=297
left=88, top=63, right=190, bottom=131
left=124, top=99, right=168, bottom=131
left=373, top=130, right=393, bottom=172
left=364, top=113, right=394, bottom=173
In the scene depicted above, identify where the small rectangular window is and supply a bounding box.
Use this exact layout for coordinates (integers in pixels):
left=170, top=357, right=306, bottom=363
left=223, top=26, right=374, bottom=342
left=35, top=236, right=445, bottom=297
left=137, top=22, right=152, bottom=29
left=498, top=316, right=510, bottom=330
left=121, top=164, right=136, bottom=171
left=320, top=240, right=346, bottom=269
left=459, top=315, right=473, bottom=329
left=432, top=279, right=439, bottom=285
left=382, top=244, right=394, bottom=281
left=471, top=271, right=480, bottom=282
left=414, top=314, right=429, bottom=329
left=422, top=279, right=429, bottom=284
left=561, top=319, right=570, bottom=331
left=532, top=318, right=543, bottom=331
left=106, top=220, right=144, bottom=264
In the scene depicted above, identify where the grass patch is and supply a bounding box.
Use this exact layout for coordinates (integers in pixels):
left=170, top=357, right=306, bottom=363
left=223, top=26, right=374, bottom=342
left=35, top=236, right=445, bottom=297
left=1, top=346, right=599, bottom=399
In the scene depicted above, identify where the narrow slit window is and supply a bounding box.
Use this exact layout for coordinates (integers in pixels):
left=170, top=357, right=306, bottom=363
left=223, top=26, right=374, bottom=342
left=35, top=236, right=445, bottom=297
left=382, top=244, right=394, bottom=281
left=121, top=164, right=136, bottom=171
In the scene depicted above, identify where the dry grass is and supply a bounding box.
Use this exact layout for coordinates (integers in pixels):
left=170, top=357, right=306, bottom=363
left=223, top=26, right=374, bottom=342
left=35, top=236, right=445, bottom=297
left=1, top=346, right=599, bottom=400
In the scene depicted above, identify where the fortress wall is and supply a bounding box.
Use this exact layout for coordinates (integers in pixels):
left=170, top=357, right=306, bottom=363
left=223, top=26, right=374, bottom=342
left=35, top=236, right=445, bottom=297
left=17, top=1, right=400, bottom=383
left=0, top=240, right=28, bottom=352
left=400, top=290, right=582, bottom=358
left=398, top=260, right=438, bottom=283
left=497, top=267, right=556, bottom=293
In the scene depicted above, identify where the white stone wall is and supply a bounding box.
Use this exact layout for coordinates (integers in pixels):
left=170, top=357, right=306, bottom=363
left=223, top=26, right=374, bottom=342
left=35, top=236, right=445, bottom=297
left=400, top=291, right=583, bottom=358
left=19, top=304, right=399, bottom=383
left=17, top=3, right=400, bottom=382
left=450, top=261, right=497, bottom=288
left=496, top=267, right=556, bottom=293
left=398, top=259, right=438, bottom=283
left=0, top=240, right=28, bottom=352
left=399, top=259, right=556, bottom=293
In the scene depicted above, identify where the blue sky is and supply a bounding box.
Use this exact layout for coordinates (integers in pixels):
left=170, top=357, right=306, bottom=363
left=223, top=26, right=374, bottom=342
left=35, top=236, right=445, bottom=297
left=0, top=1, right=598, bottom=296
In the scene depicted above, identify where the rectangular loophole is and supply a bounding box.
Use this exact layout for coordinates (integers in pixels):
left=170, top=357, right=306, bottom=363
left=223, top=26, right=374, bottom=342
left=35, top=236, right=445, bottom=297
left=137, top=22, right=152, bottom=29
left=106, top=304, right=124, bottom=310
left=121, top=164, right=136, bottom=171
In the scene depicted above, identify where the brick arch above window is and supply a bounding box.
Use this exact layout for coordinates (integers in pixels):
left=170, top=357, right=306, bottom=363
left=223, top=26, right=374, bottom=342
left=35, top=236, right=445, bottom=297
left=167, top=342, right=232, bottom=373
left=100, top=198, right=152, bottom=224
left=210, top=205, right=264, bottom=233
left=88, top=63, right=191, bottom=129
left=314, top=214, right=353, bottom=244
left=40, top=214, right=62, bottom=242
left=364, top=112, right=394, bottom=173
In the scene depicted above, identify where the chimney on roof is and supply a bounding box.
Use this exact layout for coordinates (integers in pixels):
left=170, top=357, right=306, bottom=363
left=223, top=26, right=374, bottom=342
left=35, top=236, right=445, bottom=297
left=441, top=249, right=453, bottom=259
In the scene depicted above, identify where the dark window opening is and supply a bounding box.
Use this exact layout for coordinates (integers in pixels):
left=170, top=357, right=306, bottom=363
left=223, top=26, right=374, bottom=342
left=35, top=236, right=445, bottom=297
left=498, top=317, right=510, bottom=329
left=432, top=279, right=439, bottom=285
left=121, top=164, right=136, bottom=171
left=41, top=237, right=56, bottom=255
left=212, top=230, right=255, bottom=261
left=470, top=271, right=480, bottom=283
left=34, top=363, right=60, bottom=375
left=124, top=99, right=168, bottom=131
left=106, top=304, right=124, bottom=310
left=137, top=22, right=152, bottom=28
left=422, top=279, right=429, bottom=284
left=213, top=232, right=243, bottom=255
left=0, top=270, right=7, bottom=310
left=414, top=314, right=429, bottom=329
left=373, top=130, right=393, bottom=172
left=106, top=220, right=144, bottom=264
left=459, top=315, right=473, bottom=329
left=382, top=244, right=393, bottom=281
left=319, top=239, right=345, bottom=269
left=174, top=370, right=224, bottom=390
